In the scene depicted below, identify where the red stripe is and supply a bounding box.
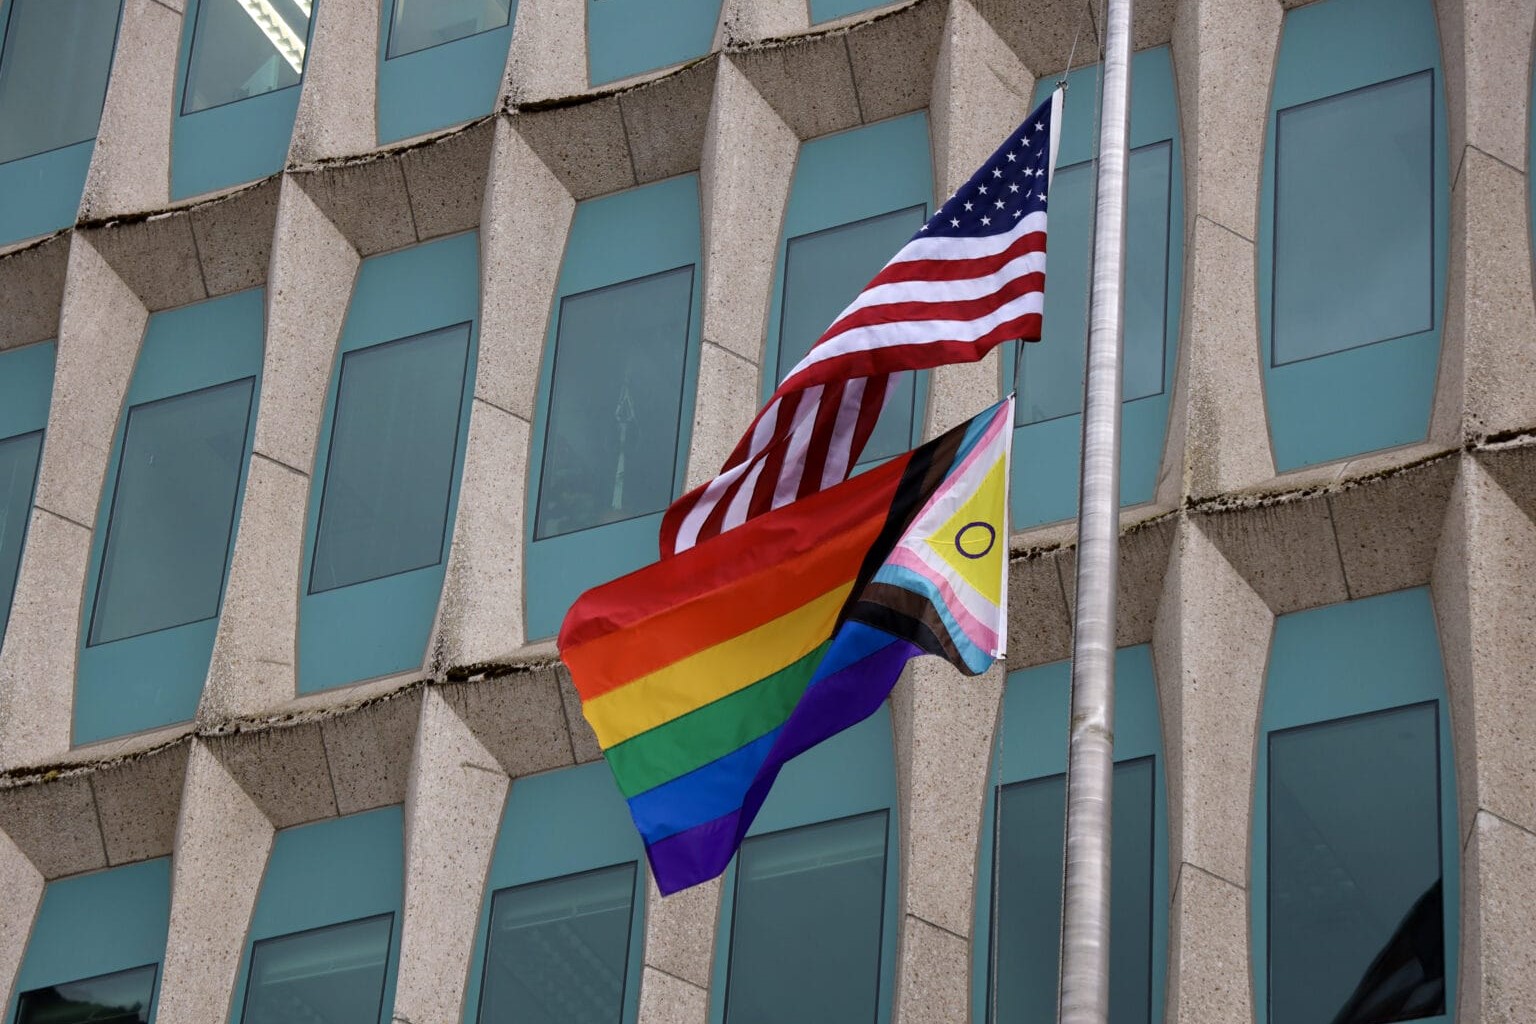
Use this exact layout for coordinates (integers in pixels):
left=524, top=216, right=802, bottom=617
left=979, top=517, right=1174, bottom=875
left=816, top=271, right=1046, bottom=347
left=867, top=230, right=1045, bottom=288
left=845, top=375, right=888, bottom=467
left=781, top=317, right=1041, bottom=392
left=796, top=379, right=846, bottom=501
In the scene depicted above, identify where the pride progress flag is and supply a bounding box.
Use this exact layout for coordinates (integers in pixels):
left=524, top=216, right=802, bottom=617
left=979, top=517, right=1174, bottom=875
left=560, top=399, right=1012, bottom=894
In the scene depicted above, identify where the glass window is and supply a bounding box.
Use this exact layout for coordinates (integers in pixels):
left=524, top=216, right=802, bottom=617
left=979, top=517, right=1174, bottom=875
left=723, top=811, right=889, bottom=1024
left=15, top=963, right=157, bottom=1024
left=1016, top=142, right=1171, bottom=425
left=1268, top=702, right=1444, bottom=1024
left=779, top=207, right=924, bottom=465
left=585, top=0, right=720, bottom=86
left=0, top=0, right=119, bottom=164
left=1272, top=71, right=1433, bottom=365
left=534, top=266, right=694, bottom=540
left=989, top=758, right=1155, bottom=1024
left=0, top=429, right=42, bottom=636
left=89, top=377, right=255, bottom=645
left=241, top=914, right=393, bottom=1024
left=478, top=863, right=638, bottom=1024
left=387, top=0, right=512, bottom=58
left=310, top=323, right=471, bottom=593
left=182, top=0, right=311, bottom=114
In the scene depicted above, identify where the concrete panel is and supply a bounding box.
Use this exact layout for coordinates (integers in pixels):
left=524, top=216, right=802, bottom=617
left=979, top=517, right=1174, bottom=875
left=187, top=180, right=280, bottom=296
left=1449, top=149, right=1536, bottom=438
left=974, top=0, right=1100, bottom=79
left=509, top=97, right=638, bottom=201
left=0, top=235, right=69, bottom=349
left=845, top=0, right=944, bottom=124
left=477, top=118, right=575, bottom=422
left=503, top=0, right=588, bottom=105
left=684, top=341, right=760, bottom=492
left=87, top=214, right=208, bottom=312
left=1155, top=519, right=1271, bottom=886
left=1058, top=515, right=1177, bottom=645
left=1005, top=549, right=1073, bottom=669
left=292, top=159, right=419, bottom=257
left=1195, top=497, right=1348, bottom=616
left=1165, top=864, right=1253, bottom=1024
left=1436, top=0, right=1535, bottom=173
left=1432, top=452, right=1481, bottom=844
left=156, top=742, right=274, bottom=1024
left=438, top=400, right=531, bottom=666
left=393, top=689, right=508, bottom=1024
left=698, top=58, right=796, bottom=365
left=206, top=724, right=339, bottom=829
left=288, top=0, right=379, bottom=162
left=80, top=0, right=180, bottom=219
left=33, top=234, right=146, bottom=529
left=252, top=179, right=357, bottom=474
left=0, top=827, right=43, bottom=1016
left=400, top=122, right=494, bottom=241
left=0, top=776, right=106, bottom=879
left=1328, top=455, right=1457, bottom=600
left=90, top=743, right=190, bottom=865
left=620, top=59, right=717, bottom=184
left=637, top=964, right=708, bottom=1024
left=891, top=658, right=1002, bottom=938
left=558, top=666, right=604, bottom=764
left=718, top=0, right=805, bottom=41
left=0, top=511, right=90, bottom=766
left=643, top=873, right=718, bottom=990
left=1177, top=217, right=1277, bottom=497
left=441, top=671, right=575, bottom=779
left=1462, top=810, right=1536, bottom=1024
left=731, top=33, right=862, bottom=141
left=930, top=0, right=1036, bottom=201
left=202, top=455, right=306, bottom=721
left=891, top=913, right=969, bottom=1024
left=321, top=690, right=421, bottom=815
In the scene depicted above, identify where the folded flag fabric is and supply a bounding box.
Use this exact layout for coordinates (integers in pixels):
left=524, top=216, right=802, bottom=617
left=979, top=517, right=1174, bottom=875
left=660, top=88, right=1060, bottom=558
left=560, top=398, right=1013, bottom=894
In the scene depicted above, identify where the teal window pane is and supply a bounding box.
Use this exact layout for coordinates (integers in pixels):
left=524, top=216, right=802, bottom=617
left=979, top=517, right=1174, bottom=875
left=1017, top=143, right=1171, bottom=425
left=0, top=429, right=42, bottom=637
left=89, top=378, right=255, bottom=646
left=387, top=0, right=512, bottom=58
left=586, top=0, right=720, bottom=86
left=534, top=266, right=693, bottom=540
left=16, top=963, right=157, bottom=1024
left=1268, top=703, right=1444, bottom=1024
left=311, top=323, right=471, bottom=593
left=0, top=0, right=120, bottom=163
left=989, top=758, right=1155, bottom=1024
left=1273, top=71, right=1434, bottom=365
left=182, top=0, right=310, bottom=114
left=241, top=914, right=393, bottom=1024
left=724, top=811, right=888, bottom=1024
left=780, top=207, right=924, bottom=464
left=478, top=863, right=637, bottom=1024
left=809, top=0, right=883, bottom=24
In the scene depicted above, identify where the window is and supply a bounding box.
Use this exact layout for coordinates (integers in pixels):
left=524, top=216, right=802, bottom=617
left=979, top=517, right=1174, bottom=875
left=585, top=0, right=721, bottom=86
left=298, top=232, right=479, bottom=693
left=236, top=807, right=403, bottom=1024
left=767, top=114, right=932, bottom=471
left=10, top=859, right=171, bottom=1024
left=376, top=0, right=517, bottom=143
left=524, top=175, right=701, bottom=640
left=1003, top=47, right=1182, bottom=529
left=75, top=290, right=263, bottom=745
left=1259, top=0, right=1446, bottom=469
left=710, top=707, right=899, bottom=1024
left=0, top=340, right=53, bottom=654
left=809, top=0, right=887, bottom=24
left=466, top=762, right=646, bottom=1024
left=974, top=646, right=1168, bottom=1023
left=1253, top=587, right=1458, bottom=1024
left=0, top=0, right=123, bottom=242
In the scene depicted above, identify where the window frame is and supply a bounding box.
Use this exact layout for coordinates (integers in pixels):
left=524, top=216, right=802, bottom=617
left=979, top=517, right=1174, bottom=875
left=1251, top=586, right=1459, bottom=1024
left=74, top=288, right=264, bottom=746
left=0, top=340, right=56, bottom=655
left=169, top=0, right=317, bottom=199
left=296, top=231, right=480, bottom=694
left=971, top=645, right=1169, bottom=1024
left=1000, top=45, right=1183, bottom=531
left=375, top=0, right=518, bottom=144
left=708, top=704, right=901, bottom=1024
left=1257, top=0, right=1448, bottom=471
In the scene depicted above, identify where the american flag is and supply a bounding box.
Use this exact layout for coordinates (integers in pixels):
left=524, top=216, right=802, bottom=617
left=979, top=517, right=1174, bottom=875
left=660, top=89, right=1062, bottom=557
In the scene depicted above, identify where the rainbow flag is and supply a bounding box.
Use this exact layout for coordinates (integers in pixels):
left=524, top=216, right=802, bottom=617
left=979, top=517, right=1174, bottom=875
left=559, top=398, right=1011, bottom=894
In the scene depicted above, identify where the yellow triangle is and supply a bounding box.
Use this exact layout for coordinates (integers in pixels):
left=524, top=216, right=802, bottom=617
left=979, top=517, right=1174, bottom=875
left=922, top=454, right=1007, bottom=605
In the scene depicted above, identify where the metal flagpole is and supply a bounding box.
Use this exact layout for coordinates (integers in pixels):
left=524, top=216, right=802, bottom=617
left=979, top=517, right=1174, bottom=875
left=1058, top=0, right=1132, bottom=1018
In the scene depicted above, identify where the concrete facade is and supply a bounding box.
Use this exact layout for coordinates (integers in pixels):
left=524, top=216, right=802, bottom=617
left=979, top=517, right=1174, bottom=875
left=0, top=0, right=1533, bottom=1020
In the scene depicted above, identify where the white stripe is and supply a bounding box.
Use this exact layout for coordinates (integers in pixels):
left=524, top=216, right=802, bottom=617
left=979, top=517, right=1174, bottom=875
left=820, top=377, right=869, bottom=488
left=720, top=457, right=767, bottom=532
left=882, top=210, right=1046, bottom=263
left=827, top=249, right=1048, bottom=326
left=770, top=384, right=823, bottom=508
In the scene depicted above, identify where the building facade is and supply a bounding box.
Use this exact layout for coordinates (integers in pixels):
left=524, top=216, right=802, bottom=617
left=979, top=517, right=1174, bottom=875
left=0, top=0, right=1532, bottom=1021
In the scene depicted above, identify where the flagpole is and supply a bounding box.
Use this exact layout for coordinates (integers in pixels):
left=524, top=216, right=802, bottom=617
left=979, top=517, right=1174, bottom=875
left=1058, top=0, right=1132, bottom=1019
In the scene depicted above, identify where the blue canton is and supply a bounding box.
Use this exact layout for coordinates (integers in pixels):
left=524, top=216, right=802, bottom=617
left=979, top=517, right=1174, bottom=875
left=919, top=98, right=1054, bottom=239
